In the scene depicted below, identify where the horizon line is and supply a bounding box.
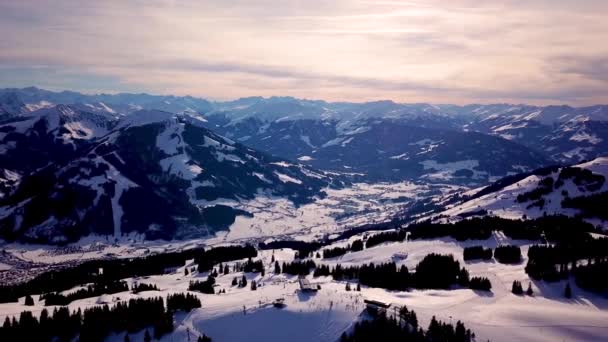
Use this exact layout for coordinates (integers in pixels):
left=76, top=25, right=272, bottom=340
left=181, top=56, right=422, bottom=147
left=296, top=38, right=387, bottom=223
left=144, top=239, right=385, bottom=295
left=2, top=85, right=608, bottom=109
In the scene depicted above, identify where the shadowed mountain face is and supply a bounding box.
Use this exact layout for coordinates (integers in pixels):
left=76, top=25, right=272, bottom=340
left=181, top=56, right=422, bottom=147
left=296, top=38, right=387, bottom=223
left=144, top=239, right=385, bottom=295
left=202, top=98, right=608, bottom=171
left=203, top=116, right=550, bottom=184
left=0, top=106, right=343, bottom=244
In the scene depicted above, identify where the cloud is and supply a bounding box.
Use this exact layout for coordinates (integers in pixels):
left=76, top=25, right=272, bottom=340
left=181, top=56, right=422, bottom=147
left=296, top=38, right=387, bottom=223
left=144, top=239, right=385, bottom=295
left=0, top=0, right=607, bottom=105
left=553, top=56, right=608, bottom=84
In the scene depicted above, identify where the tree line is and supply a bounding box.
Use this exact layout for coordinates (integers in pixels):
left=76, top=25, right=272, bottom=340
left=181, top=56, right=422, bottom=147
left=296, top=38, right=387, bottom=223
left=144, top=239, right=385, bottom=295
left=341, top=305, right=474, bottom=342
left=493, top=245, right=522, bottom=264
left=313, top=254, right=491, bottom=292
left=0, top=244, right=255, bottom=304
left=41, top=280, right=129, bottom=306
left=131, top=282, right=159, bottom=294
left=463, top=246, right=492, bottom=261
left=322, top=239, right=364, bottom=258
left=0, top=294, right=207, bottom=342
left=562, top=191, right=608, bottom=220
left=259, top=240, right=322, bottom=259
left=195, top=244, right=257, bottom=272
left=526, top=236, right=608, bottom=293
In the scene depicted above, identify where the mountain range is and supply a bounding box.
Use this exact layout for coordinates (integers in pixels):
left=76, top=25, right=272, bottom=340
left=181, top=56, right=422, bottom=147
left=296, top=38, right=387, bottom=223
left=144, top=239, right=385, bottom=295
left=1, top=87, right=607, bottom=243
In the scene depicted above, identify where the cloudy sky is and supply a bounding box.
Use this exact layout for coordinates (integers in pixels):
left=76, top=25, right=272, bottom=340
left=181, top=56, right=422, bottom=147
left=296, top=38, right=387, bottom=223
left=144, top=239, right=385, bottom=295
left=0, top=0, right=606, bottom=105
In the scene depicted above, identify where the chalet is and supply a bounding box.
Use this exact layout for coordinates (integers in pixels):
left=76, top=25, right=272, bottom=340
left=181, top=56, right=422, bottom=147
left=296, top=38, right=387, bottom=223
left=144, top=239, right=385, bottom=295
left=298, top=277, right=318, bottom=292
left=364, top=299, right=391, bottom=316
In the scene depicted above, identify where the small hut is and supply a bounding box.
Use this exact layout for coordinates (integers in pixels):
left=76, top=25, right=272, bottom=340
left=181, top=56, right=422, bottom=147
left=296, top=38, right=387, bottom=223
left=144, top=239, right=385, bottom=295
left=364, top=299, right=391, bottom=316
left=298, top=277, right=318, bottom=292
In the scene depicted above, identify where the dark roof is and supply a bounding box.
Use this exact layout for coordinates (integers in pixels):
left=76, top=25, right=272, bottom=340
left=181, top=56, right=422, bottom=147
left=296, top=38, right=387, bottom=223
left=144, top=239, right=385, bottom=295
left=364, top=299, right=391, bottom=308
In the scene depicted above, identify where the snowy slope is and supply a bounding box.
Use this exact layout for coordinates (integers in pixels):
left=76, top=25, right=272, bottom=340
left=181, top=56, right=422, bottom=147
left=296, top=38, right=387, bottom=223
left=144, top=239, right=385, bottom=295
left=436, top=157, right=608, bottom=226
left=0, top=108, right=344, bottom=244
left=2, top=238, right=608, bottom=342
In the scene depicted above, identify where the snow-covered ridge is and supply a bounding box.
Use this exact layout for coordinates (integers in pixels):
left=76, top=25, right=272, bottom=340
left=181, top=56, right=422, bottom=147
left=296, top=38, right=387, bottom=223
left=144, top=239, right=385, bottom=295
left=4, top=87, right=608, bottom=168
left=3, top=87, right=608, bottom=125
left=436, top=157, right=608, bottom=225
left=0, top=103, right=346, bottom=243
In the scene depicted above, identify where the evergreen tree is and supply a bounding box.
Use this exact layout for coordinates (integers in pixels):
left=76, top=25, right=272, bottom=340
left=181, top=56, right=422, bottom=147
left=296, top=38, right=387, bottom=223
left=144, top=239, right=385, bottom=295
left=124, top=333, right=130, bottom=342
left=274, top=261, right=281, bottom=274
left=526, top=282, right=534, bottom=296
left=24, top=294, right=34, bottom=306
left=512, top=280, right=524, bottom=295
left=469, top=277, right=492, bottom=291
left=198, top=334, right=212, bottom=342
left=251, top=280, right=257, bottom=291
left=271, top=254, right=275, bottom=263
left=458, top=267, right=470, bottom=286
left=240, top=275, right=248, bottom=288
left=565, top=282, right=572, bottom=298
left=345, top=283, right=351, bottom=291
left=232, top=277, right=238, bottom=286
left=144, top=330, right=151, bottom=342
left=455, top=321, right=466, bottom=341
left=184, top=268, right=189, bottom=276
left=356, top=283, right=361, bottom=291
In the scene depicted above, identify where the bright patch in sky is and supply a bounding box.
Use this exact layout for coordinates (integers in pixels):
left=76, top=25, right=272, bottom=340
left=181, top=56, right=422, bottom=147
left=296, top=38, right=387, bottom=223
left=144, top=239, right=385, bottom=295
left=0, top=1, right=607, bottom=105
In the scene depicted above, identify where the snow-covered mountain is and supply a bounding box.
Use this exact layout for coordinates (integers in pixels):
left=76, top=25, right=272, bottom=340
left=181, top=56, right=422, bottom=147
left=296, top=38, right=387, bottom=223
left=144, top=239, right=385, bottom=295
left=202, top=97, right=608, bottom=179
left=0, top=106, right=343, bottom=244
left=435, top=157, right=608, bottom=224
left=466, top=105, right=608, bottom=163
left=3, top=87, right=608, bottom=180
left=205, top=115, right=549, bottom=184
left=0, top=87, right=608, bottom=172
left=0, top=87, right=213, bottom=116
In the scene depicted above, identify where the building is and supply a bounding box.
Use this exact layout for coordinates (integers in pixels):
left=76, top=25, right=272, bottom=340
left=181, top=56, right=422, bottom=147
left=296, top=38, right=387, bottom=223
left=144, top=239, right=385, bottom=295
left=364, top=299, right=391, bottom=316
left=298, top=277, right=318, bottom=292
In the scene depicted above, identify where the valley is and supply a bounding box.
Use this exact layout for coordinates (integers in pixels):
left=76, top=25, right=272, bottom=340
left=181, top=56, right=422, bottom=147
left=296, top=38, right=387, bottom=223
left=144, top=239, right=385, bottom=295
left=1, top=88, right=607, bottom=342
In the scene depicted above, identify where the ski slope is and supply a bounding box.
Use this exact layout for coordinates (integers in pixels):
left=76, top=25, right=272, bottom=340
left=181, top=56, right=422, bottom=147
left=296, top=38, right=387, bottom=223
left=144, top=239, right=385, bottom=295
left=2, top=236, right=608, bottom=342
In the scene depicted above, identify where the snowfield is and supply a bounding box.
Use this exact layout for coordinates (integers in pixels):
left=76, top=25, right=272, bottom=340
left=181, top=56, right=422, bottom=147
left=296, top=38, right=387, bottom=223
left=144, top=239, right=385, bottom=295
left=1, top=159, right=608, bottom=341
left=205, top=181, right=463, bottom=244
left=437, top=157, right=608, bottom=227
left=2, top=236, right=608, bottom=342
left=0, top=180, right=461, bottom=268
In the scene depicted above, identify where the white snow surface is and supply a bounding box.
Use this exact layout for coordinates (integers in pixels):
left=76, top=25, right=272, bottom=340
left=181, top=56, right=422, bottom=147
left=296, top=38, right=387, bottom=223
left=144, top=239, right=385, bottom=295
left=570, top=131, right=602, bottom=144
left=274, top=172, right=302, bottom=184
left=2, top=237, right=608, bottom=342
left=437, top=157, right=608, bottom=226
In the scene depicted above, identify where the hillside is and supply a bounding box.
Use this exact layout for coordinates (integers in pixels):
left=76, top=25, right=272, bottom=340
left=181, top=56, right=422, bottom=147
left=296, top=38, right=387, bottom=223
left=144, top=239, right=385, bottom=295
left=204, top=116, right=550, bottom=185
left=437, top=157, right=608, bottom=225
left=0, top=106, right=343, bottom=244
left=4, top=88, right=608, bottom=184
